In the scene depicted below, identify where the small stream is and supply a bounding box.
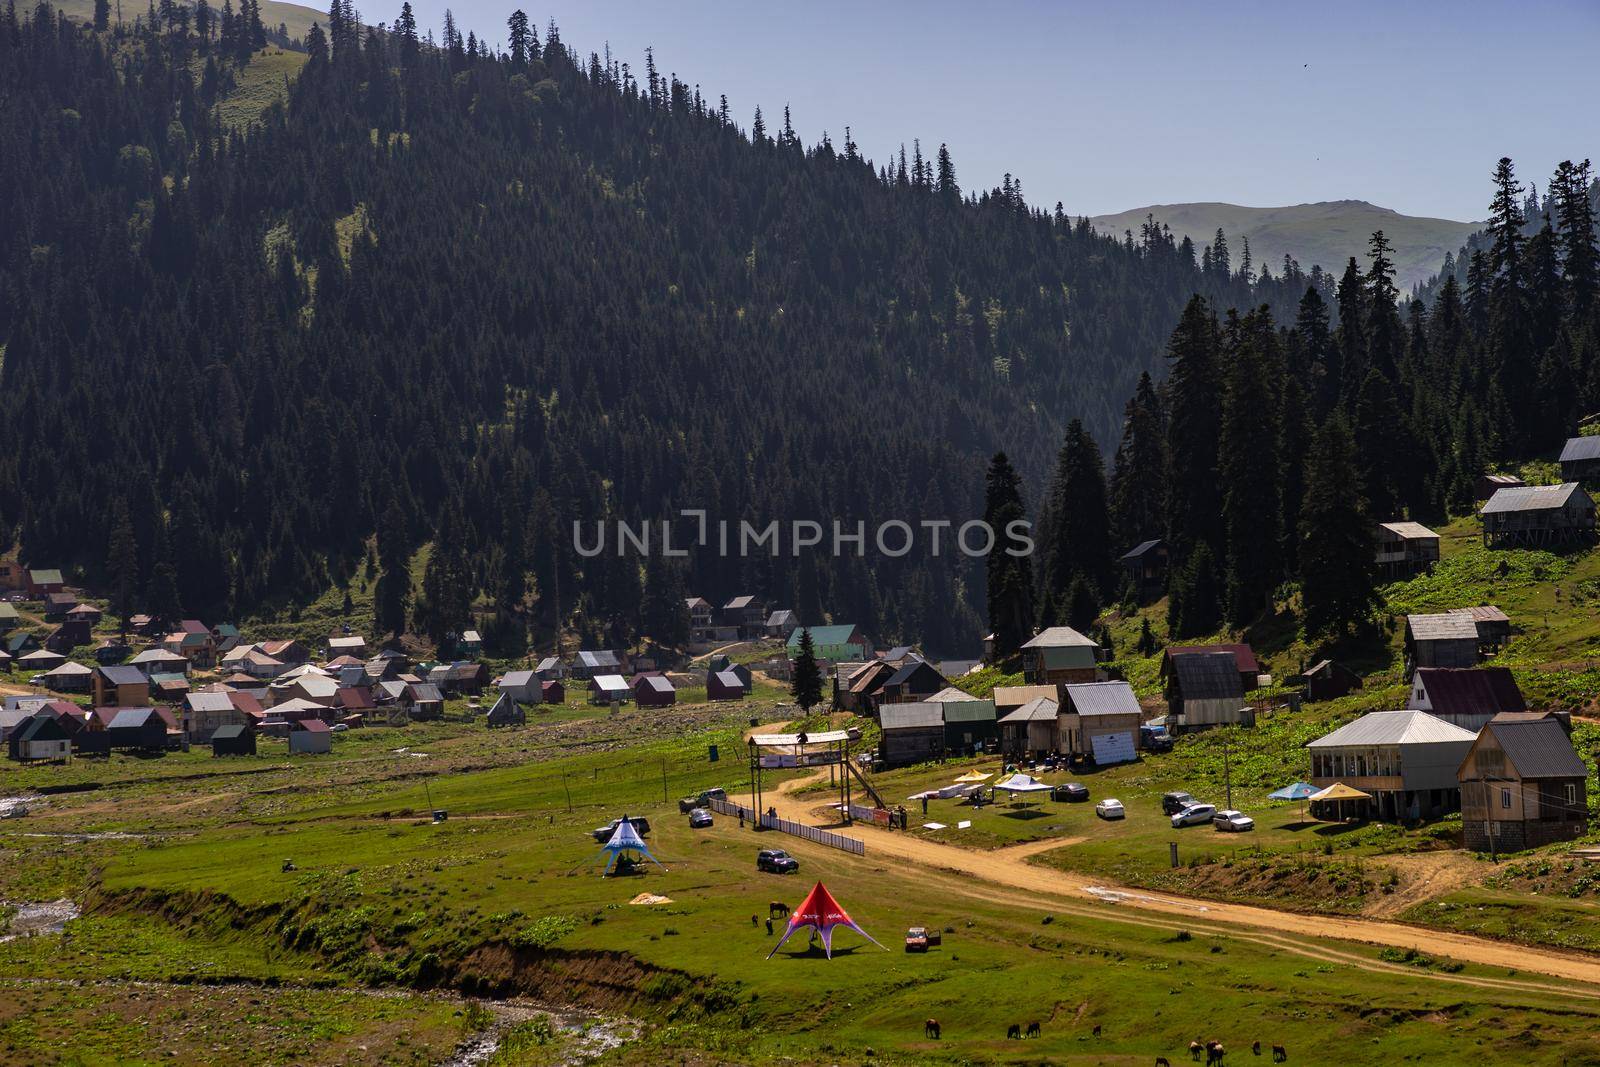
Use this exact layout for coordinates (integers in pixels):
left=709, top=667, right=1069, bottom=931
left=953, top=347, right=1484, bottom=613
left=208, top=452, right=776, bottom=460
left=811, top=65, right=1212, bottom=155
left=0, top=898, right=81, bottom=942
left=444, top=1000, right=640, bottom=1067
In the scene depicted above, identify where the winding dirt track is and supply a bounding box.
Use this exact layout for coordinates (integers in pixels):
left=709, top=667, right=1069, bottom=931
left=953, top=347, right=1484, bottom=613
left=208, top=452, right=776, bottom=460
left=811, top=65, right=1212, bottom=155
left=761, top=765, right=1600, bottom=1000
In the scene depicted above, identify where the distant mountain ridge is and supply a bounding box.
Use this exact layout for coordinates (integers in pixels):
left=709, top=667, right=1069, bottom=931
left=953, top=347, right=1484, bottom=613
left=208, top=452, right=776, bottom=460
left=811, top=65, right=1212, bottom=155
left=1089, top=200, right=1481, bottom=291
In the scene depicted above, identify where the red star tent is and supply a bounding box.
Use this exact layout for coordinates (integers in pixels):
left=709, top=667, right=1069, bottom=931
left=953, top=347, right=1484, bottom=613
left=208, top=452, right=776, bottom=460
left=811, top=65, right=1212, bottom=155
left=766, top=881, right=885, bottom=959
left=596, top=817, right=668, bottom=875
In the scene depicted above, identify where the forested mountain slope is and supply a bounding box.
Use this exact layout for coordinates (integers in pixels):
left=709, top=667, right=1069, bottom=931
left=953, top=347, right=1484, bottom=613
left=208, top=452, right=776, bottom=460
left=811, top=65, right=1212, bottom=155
left=0, top=7, right=1313, bottom=653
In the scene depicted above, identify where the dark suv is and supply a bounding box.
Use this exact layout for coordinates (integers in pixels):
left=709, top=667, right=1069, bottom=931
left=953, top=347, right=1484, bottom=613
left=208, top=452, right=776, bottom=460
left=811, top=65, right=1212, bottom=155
left=677, top=787, right=727, bottom=814
left=1161, top=791, right=1196, bottom=815
left=757, top=848, right=799, bottom=874
left=591, top=816, right=652, bottom=843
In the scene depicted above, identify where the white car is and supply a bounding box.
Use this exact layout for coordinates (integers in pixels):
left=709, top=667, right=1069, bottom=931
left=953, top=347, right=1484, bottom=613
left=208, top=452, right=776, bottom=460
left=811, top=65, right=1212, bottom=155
left=1171, top=803, right=1217, bottom=828
left=1095, top=798, right=1125, bottom=820
left=1213, top=809, right=1254, bottom=832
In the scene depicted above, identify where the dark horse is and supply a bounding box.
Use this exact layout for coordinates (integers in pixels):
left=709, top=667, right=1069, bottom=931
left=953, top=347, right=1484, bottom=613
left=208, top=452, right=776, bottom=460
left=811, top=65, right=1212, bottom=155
left=768, top=901, right=790, bottom=918
left=924, top=1019, right=940, bottom=1040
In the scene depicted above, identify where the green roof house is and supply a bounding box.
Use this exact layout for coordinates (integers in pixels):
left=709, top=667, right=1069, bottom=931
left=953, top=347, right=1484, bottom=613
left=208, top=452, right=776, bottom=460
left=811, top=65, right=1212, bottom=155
left=787, top=624, right=869, bottom=663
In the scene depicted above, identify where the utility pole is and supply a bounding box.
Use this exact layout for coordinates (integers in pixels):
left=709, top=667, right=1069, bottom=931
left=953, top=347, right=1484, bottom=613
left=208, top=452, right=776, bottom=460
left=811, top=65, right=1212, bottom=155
left=1223, top=735, right=1233, bottom=811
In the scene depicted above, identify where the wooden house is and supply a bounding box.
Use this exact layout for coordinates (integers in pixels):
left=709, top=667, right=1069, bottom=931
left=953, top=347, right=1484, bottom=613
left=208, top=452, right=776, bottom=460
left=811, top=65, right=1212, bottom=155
left=130, top=648, right=189, bottom=676
left=1480, top=483, right=1596, bottom=547
left=878, top=660, right=948, bottom=706
left=326, top=634, right=367, bottom=659
left=42, top=592, right=77, bottom=621
left=260, top=639, right=311, bottom=666
left=0, top=561, right=24, bottom=590
left=570, top=650, right=623, bottom=679
left=46, top=620, right=92, bottom=653
left=108, top=707, right=169, bottom=752
left=1408, top=667, right=1525, bottom=731
left=836, top=660, right=893, bottom=713
left=1162, top=651, right=1249, bottom=733
left=991, top=684, right=1058, bottom=718
left=787, top=624, right=869, bottom=663
left=684, top=597, right=716, bottom=643
left=588, top=674, right=632, bottom=705
left=1162, top=644, right=1260, bottom=691
left=18, top=648, right=66, bottom=672
left=719, top=595, right=766, bottom=639
left=26, top=568, right=64, bottom=598
left=496, top=670, right=542, bottom=704
left=486, top=693, right=526, bottom=727
left=183, top=692, right=247, bottom=743
left=40, top=660, right=91, bottom=692
left=534, top=656, right=568, bottom=681
left=1293, top=660, right=1363, bottom=702
left=288, top=718, right=332, bottom=754
left=210, top=723, right=256, bottom=756
left=1020, top=626, right=1102, bottom=685
left=1375, top=521, right=1440, bottom=577
left=1309, top=710, right=1476, bottom=821
left=927, top=687, right=997, bottom=754
left=1404, top=613, right=1481, bottom=674
left=1451, top=605, right=1511, bottom=650
left=877, top=701, right=945, bottom=767
left=9, top=714, right=72, bottom=762
left=997, top=696, right=1061, bottom=758
left=540, top=679, right=565, bottom=705
left=706, top=669, right=747, bottom=701
left=458, top=630, right=483, bottom=656
left=764, top=609, right=799, bottom=639
left=4, top=632, right=39, bottom=657
left=1558, top=435, right=1600, bottom=482
left=634, top=674, right=675, bottom=707
left=405, top=682, right=444, bottom=720
left=1475, top=473, right=1525, bottom=501
left=1119, top=539, right=1169, bottom=601
left=67, top=603, right=102, bottom=626
left=0, top=601, right=19, bottom=629
left=1459, top=716, right=1589, bottom=852
left=1060, top=681, right=1142, bottom=764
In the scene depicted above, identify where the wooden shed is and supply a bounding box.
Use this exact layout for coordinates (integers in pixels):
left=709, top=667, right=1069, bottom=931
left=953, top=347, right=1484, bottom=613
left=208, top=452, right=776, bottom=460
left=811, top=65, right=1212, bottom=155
left=877, top=660, right=947, bottom=706
left=1558, top=436, right=1600, bottom=483
left=1162, top=651, right=1249, bottom=733
left=496, top=669, right=543, bottom=704
left=634, top=674, right=676, bottom=707
left=108, top=707, right=169, bottom=752
left=1293, top=659, right=1364, bottom=702
left=1475, top=473, right=1525, bottom=502
left=486, top=693, right=526, bottom=728
left=877, top=701, right=945, bottom=767
left=1375, top=521, right=1440, bottom=577
left=9, top=714, right=72, bottom=762
left=927, top=687, right=997, bottom=754
left=540, top=679, right=565, bottom=705
left=997, top=696, right=1061, bottom=758
left=706, top=669, right=747, bottom=701
left=210, top=723, right=257, bottom=756
left=288, top=718, right=332, bottom=754
left=1404, top=613, right=1481, bottom=674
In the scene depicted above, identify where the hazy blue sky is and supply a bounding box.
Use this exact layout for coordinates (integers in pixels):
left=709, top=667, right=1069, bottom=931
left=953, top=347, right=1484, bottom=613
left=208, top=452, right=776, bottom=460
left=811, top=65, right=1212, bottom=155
left=399, top=0, right=1597, bottom=221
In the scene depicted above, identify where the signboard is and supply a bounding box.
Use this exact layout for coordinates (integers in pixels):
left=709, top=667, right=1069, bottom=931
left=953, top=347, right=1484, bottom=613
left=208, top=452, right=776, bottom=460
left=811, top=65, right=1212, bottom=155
left=759, top=750, right=843, bottom=769
left=1090, top=731, right=1137, bottom=766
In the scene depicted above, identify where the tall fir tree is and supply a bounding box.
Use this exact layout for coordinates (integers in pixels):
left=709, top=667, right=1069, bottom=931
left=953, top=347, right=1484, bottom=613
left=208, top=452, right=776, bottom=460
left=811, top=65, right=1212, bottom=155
left=1219, top=308, right=1283, bottom=626
left=983, top=452, right=1034, bottom=657
left=790, top=628, right=823, bottom=711
left=1299, top=415, right=1378, bottom=640
left=1041, top=418, right=1112, bottom=607
left=1163, top=296, right=1223, bottom=571
left=1108, top=370, right=1168, bottom=558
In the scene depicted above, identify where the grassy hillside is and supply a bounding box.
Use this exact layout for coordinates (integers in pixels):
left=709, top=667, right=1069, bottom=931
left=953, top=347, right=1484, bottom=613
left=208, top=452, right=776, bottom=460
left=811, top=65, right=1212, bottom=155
left=1090, top=200, right=1481, bottom=290
left=53, top=0, right=328, bottom=41
left=214, top=47, right=308, bottom=128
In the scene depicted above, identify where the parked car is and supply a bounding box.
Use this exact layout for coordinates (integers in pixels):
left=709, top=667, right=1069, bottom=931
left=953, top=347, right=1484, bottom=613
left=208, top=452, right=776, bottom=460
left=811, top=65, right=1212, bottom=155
left=757, top=848, right=799, bottom=874
left=677, top=787, right=728, bottom=814
left=1161, top=791, right=1197, bottom=815
left=1095, top=798, right=1125, bottom=820
left=1171, top=803, right=1217, bottom=828
left=1052, top=782, right=1090, bottom=802
left=688, top=808, right=714, bottom=829
left=1140, top=725, right=1175, bottom=752
left=591, top=816, right=652, bottom=843
left=1213, top=809, right=1255, bottom=832
left=904, top=926, right=930, bottom=952
left=330, top=722, right=349, bottom=732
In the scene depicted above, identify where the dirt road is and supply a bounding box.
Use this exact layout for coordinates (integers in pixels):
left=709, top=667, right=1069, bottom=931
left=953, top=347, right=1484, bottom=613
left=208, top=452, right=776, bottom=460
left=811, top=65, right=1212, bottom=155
left=763, top=767, right=1600, bottom=996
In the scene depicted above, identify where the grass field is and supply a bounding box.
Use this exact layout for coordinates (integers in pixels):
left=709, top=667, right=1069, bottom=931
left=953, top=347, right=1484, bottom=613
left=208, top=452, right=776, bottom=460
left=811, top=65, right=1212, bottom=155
left=214, top=48, right=310, bottom=131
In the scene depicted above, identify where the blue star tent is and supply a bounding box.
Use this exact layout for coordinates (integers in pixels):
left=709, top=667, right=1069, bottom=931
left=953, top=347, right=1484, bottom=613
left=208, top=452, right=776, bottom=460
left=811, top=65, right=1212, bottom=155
left=596, top=817, right=667, bottom=875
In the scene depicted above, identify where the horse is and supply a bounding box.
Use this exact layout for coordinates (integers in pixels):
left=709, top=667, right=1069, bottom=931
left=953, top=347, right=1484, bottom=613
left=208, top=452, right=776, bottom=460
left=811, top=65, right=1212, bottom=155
left=1252, top=1041, right=1260, bottom=1056
left=1272, top=1047, right=1287, bottom=1063
left=750, top=914, right=758, bottom=927
left=1006, top=1024, right=1022, bottom=1040
left=769, top=901, right=790, bottom=918
left=1207, top=1042, right=1226, bottom=1066
left=1092, top=1024, right=1102, bottom=1037
left=1190, top=1040, right=1205, bottom=1061
left=924, top=1019, right=940, bottom=1040
left=1026, top=1021, right=1040, bottom=1037
left=1156, top=1059, right=1172, bottom=1067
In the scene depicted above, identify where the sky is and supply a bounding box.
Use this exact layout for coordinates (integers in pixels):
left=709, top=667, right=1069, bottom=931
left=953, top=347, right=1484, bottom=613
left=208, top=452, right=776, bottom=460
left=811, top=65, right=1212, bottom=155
left=399, top=0, right=1597, bottom=222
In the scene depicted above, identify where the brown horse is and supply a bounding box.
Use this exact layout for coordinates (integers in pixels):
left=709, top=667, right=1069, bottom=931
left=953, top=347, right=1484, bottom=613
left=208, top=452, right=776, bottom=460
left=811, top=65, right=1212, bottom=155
left=1006, top=1024, right=1022, bottom=1039
left=1189, top=1040, right=1205, bottom=1061
left=1156, top=1059, right=1172, bottom=1067
left=924, top=1019, right=940, bottom=1040
left=768, top=901, right=790, bottom=918
left=1272, top=1047, right=1287, bottom=1063
left=1206, top=1042, right=1225, bottom=1066
left=1026, top=1021, right=1040, bottom=1037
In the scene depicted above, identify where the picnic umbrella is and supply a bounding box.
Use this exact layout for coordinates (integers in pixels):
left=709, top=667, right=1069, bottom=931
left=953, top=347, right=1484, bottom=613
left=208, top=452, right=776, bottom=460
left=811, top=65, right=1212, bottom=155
left=766, top=881, right=885, bottom=959
left=1268, top=781, right=1318, bottom=824
left=1308, top=782, right=1372, bottom=823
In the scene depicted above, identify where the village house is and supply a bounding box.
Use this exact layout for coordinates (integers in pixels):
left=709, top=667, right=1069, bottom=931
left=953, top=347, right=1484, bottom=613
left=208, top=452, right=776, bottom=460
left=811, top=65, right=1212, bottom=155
left=9, top=714, right=72, bottom=762
left=496, top=670, right=543, bottom=704
left=332, top=686, right=375, bottom=719
left=1020, top=627, right=1103, bottom=685
left=260, top=639, right=311, bottom=666
left=458, top=630, right=483, bottom=656
left=1375, top=521, right=1440, bottom=577
left=0, top=561, right=23, bottom=590
left=764, top=609, right=799, bottom=639
left=327, top=634, right=367, bottom=659
left=706, top=669, right=747, bottom=701
left=1162, top=650, right=1249, bottom=733
left=40, top=660, right=91, bottom=692
left=541, top=679, right=566, bottom=704
left=182, top=692, right=248, bottom=743
left=1119, top=539, right=1169, bottom=602
left=570, top=650, right=623, bottom=680
left=130, top=648, right=189, bottom=677
left=1451, top=604, right=1511, bottom=650
left=787, top=624, right=870, bottom=664
left=1475, top=472, right=1525, bottom=501
left=992, top=684, right=1058, bottom=718
left=719, top=595, right=766, bottom=639
left=1308, top=710, right=1476, bottom=821
left=877, top=701, right=945, bottom=767
left=927, top=687, right=997, bottom=754
left=534, top=656, right=568, bottom=681
left=0, top=601, right=19, bottom=629
left=45, top=619, right=92, bottom=653
left=836, top=660, right=893, bottom=714
left=1408, top=667, right=1526, bottom=731
left=289, top=718, right=332, bottom=754
left=1480, top=482, right=1596, bottom=547
left=1404, top=612, right=1482, bottom=674
left=1162, top=643, right=1261, bottom=691
left=161, top=620, right=218, bottom=667
left=1060, top=681, right=1143, bottom=764
left=67, top=603, right=102, bottom=626
left=211, top=723, right=256, bottom=756
left=405, top=682, right=445, bottom=720
left=877, top=660, right=948, bottom=706
left=108, top=707, right=172, bottom=752
left=634, top=674, right=676, bottom=707
left=1292, top=659, right=1364, bottom=702
left=589, top=674, right=632, bottom=705
left=42, top=592, right=77, bottom=621
left=486, top=692, right=526, bottom=727
left=18, top=648, right=65, bottom=673
left=4, top=632, right=39, bottom=657
left=1459, top=714, right=1589, bottom=852
left=998, top=696, right=1060, bottom=759
left=684, top=597, right=717, bottom=643
left=26, top=568, right=65, bottom=598
left=1558, top=435, right=1600, bottom=483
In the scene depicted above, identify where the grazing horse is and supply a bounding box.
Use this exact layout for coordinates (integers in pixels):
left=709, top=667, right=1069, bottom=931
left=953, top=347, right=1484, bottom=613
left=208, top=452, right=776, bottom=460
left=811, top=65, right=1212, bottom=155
left=1190, top=1039, right=1205, bottom=1061
left=1156, top=1059, right=1172, bottom=1067
left=1092, top=1024, right=1102, bottom=1037
left=1252, top=1041, right=1260, bottom=1056
left=1207, top=1042, right=1225, bottom=1066
left=924, top=1019, right=940, bottom=1040
left=1272, top=1047, right=1287, bottom=1063
left=1006, top=1024, right=1022, bottom=1040
left=768, top=901, right=790, bottom=918
left=1026, top=1021, right=1040, bottom=1038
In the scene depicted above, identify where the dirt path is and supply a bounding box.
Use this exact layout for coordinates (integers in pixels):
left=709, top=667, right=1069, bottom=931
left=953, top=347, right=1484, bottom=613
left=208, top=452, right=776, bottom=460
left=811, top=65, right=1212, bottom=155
left=1362, top=850, right=1485, bottom=919
left=763, top=767, right=1600, bottom=994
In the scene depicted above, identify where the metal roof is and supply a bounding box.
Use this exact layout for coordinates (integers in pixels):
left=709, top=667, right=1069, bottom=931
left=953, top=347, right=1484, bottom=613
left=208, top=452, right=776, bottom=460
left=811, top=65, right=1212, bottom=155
left=1480, top=482, right=1585, bottom=514
left=1414, top=667, right=1524, bottom=718
left=109, top=707, right=160, bottom=729
left=576, top=650, right=621, bottom=668
left=1063, top=680, right=1141, bottom=718
left=878, top=702, right=944, bottom=729
left=992, top=684, right=1059, bottom=708
left=1378, top=521, right=1438, bottom=540
left=637, top=675, right=674, bottom=693
left=1022, top=626, right=1098, bottom=649
left=940, top=700, right=997, bottom=723
left=1406, top=612, right=1480, bottom=641
left=500, top=670, right=536, bottom=687
left=788, top=624, right=860, bottom=647
left=1559, top=436, right=1600, bottom=463
left=885, top=661, right=943, bottom=688
left=1477, top=718, right=1587, bottom=779
left=185, top=692, right=235, bottom=713
left=997, top=696, right=1060, bottom=724
left=1309, top=710, right=1476, bottom=748
left=590, top=673, right=629, bottom=690
left=1164, top=643, right=1259, bottom=675
left=1169, top=651, right=1245, bottom=700
left=1120, top=539, right=1163, bottom=560
left=1451, top=604, right=1509, bottom=624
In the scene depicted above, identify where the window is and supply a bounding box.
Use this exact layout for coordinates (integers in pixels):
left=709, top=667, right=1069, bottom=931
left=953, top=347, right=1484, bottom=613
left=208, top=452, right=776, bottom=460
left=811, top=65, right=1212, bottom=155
left=1501, top=789, right=1512, bottom=809
left=1566, top=784, right=1578, bottom=806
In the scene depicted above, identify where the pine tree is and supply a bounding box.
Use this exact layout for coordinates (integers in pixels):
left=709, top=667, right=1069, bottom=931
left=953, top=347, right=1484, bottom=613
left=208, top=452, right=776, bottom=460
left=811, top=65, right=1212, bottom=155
left=935, top=143, right=958, bottom=202
left=1108, top=371, right=1167, bottom=553
left=1353, top=369, right=1402, bottom=519
left=1299, top=415, right=1377, bottom=640
left=93, top=0, right=109, bottom=29
left=641, top=555, right=689, bottom=648
left=790, top=628, right=822, bottom=711
left=1292, top=285, right=1334, bottom=412
left=506, top=8, right=530, bottom=68
left=1552, top=159, right=1597, bottom=313
left=1364, top=230, right=1403, bottom=383
left=1065, top=575, right=1099, bottom=633
left=107, top=500, right=140, bottom=635
left=1334, top=257, right=1367, bottom=407
left=983, top=452, right=1034, bottom=657
left=1219, top=308, right=1282, bottom=626
left=1041, top=418, right=1112, bottom=605
left=1164, top=296, right=1223, bottom=567
left=1488, top=156, right=1534, bottom=452
left=373, top=496, right=410, bottom=638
